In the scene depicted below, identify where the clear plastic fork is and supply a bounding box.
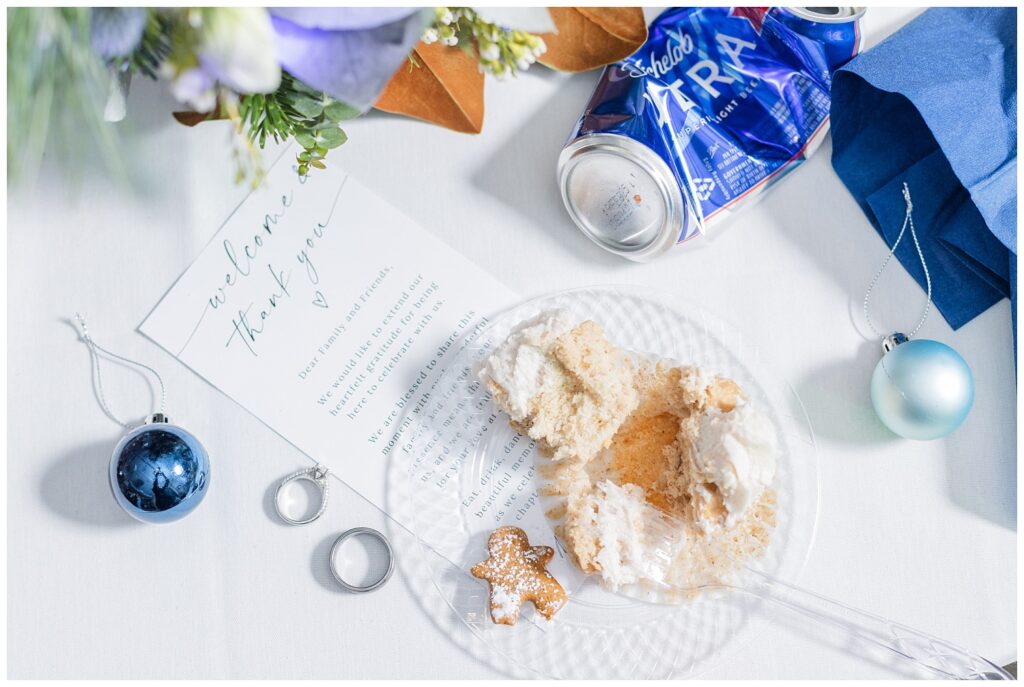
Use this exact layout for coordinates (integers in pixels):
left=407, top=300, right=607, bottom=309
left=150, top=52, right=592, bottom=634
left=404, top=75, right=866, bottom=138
left=620, top=508, right=1013, bottom=680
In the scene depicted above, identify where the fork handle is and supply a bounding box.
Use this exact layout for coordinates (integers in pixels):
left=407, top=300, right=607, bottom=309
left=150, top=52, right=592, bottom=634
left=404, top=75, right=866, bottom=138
left=738, top=567, right=1012, bottom=680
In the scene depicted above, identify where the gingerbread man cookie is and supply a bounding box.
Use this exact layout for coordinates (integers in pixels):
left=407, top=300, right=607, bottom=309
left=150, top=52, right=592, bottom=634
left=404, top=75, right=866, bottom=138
left=471, top=526, right=568, bottom=625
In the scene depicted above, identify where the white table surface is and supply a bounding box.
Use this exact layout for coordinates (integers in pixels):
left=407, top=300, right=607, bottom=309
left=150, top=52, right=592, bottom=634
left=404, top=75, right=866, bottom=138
left=8, top=7, right=1016, bottom=679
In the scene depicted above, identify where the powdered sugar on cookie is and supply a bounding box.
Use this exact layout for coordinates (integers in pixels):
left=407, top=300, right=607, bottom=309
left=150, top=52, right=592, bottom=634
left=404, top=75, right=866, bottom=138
left=471, top=526, right=568, bottom=625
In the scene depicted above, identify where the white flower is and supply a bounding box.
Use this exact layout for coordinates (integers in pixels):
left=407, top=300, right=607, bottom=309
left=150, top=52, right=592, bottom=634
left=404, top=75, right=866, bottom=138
left=516, top=57, right=531, bottom=71
left=438, top=8, right=453, bottom=25
left=479, top=41, right=500, bottom=61
left=199, top=8, right=280, bottom=95
left=422, top=27, right=439, bottom=44
left=438, top=23, right=457, bottom=45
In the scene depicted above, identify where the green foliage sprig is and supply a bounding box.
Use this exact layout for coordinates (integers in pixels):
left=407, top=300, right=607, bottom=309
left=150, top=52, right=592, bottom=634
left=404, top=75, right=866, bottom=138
left=238, top=71, right=360, bottom=177
left=107, top=10, right=172, bottom=79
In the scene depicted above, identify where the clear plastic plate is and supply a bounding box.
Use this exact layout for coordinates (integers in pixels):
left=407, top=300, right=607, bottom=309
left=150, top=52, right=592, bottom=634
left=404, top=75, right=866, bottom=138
left=387, top=286, right=819, bottom=679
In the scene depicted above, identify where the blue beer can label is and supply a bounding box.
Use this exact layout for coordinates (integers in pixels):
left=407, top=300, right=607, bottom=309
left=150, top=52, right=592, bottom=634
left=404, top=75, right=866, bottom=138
left=558, top=7, right=863, bottom=260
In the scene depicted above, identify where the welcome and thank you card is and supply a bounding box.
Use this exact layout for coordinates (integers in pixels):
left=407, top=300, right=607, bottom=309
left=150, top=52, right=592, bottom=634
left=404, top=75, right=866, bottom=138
left=141, top=152, right=576, bottom=581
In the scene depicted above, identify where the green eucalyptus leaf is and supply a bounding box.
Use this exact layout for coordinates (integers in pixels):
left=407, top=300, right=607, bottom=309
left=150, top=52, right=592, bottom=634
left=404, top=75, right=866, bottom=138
left=288, top=93, right=323, bottom=119
left=289, top=77, right=321, bottom=98
left=313, top=119, right=340, bottom=131
left=324, top=129, right=348, bottom=149
left=324, top=100, right=361, bottom=121
left=311, top=160, right=326, bottom=170
left=316, top=127, right=346, bottom=148
left=294, top=131, right=316, bottom=149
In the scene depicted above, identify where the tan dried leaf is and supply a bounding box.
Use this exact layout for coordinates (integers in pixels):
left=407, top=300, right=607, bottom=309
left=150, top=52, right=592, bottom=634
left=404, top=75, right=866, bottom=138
left=375, top=41, right=485, bottom=134
left=172, top=110, right=224, bottom=127
left=538, top=7, right=648, bottom=73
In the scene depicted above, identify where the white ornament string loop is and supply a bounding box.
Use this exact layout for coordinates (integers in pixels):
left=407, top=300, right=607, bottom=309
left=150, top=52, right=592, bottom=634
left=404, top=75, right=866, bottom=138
left=74, top=313, right=166, bottom=429
left=862, top=182, right=933, bottom=340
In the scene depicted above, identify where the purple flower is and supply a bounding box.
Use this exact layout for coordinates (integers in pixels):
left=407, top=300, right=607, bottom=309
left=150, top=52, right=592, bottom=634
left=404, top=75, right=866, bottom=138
left=269, top=8, right=430, bottom=111
left=170, top=67, right=217, bottom=113
left=91, top=7, right=148, bottom=60
left=269, top=8, right=422, bottom=31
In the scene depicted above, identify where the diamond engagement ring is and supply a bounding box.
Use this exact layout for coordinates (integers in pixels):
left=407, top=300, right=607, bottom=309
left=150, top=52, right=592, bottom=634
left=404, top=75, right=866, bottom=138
left=274, top=465, right=330, bottom=525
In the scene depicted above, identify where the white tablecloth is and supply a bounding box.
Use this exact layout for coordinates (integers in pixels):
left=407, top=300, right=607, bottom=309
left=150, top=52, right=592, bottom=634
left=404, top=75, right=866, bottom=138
left=8, top=7, right=1015, bottom=678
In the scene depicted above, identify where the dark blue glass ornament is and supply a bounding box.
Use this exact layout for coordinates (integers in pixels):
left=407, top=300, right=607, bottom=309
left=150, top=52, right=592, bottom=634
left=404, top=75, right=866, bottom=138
left=109, top=414, right=210, bottom=523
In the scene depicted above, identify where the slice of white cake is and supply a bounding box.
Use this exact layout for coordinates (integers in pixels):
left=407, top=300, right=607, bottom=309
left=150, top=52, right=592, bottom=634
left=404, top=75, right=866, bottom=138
left=481, top=311, right=780, bottom=594
left=479, top=311, right=638, bottom=463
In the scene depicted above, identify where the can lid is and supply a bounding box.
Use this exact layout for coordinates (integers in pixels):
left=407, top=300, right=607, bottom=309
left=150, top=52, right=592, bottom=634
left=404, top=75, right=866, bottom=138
left=557, top=134, right=689, bottom=261
left=785, top=7, right=866, bottom=22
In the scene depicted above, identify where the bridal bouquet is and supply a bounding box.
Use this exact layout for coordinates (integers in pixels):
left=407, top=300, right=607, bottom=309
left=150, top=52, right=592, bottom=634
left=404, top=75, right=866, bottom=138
left=8, top=7, right=647, bottom=184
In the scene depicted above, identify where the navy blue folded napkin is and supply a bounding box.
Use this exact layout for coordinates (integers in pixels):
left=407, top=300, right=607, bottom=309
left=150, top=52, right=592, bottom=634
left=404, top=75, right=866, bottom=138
left=830, top=7, right=1017, bottom=336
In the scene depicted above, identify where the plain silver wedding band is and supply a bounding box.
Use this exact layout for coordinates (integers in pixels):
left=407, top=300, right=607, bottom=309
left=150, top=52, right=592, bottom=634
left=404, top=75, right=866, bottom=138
left=329, top=527, right=395, bottom=593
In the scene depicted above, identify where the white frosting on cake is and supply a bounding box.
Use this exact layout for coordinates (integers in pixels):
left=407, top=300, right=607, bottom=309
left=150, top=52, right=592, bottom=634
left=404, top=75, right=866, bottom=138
left=693, top=401, right=778, bottom=528
left=478, top=310, right=575, bottom=421
left=574, top=480, right=650, bottom=590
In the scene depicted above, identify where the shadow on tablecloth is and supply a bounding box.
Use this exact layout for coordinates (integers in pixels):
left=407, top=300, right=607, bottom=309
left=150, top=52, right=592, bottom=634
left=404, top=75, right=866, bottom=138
left=39, top=438, right=138, bottom=528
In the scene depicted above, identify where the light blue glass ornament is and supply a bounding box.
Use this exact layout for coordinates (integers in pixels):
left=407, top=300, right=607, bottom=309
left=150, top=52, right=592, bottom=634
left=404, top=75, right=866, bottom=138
left=862, top=184, right=974, bottom=442
left=110, top=414, right=210, bottom=523
left=870, top=333, right=974, bottom=440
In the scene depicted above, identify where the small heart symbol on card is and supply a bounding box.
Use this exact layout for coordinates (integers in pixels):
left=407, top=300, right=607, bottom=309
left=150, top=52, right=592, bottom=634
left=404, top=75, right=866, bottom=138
left=312, top=291, right=329, bottom=308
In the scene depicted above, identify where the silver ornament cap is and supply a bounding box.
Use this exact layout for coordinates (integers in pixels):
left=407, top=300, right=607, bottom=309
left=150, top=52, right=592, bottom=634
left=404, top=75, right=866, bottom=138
left=870, top=335, right=974, bottom=440
left=881, top=332, right=909, bottom=353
